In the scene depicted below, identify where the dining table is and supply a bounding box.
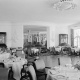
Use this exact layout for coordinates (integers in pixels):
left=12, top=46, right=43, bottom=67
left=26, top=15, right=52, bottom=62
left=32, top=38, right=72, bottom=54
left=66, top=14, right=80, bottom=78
left=55, top=47, right=62, bottom=52
left=71, top=47, right=80, bottom=53
left=0, top=52, right=28, bottom=80
left=0, top=52, right=10, bottom=61
left=46, top=64, right=80, bottom=80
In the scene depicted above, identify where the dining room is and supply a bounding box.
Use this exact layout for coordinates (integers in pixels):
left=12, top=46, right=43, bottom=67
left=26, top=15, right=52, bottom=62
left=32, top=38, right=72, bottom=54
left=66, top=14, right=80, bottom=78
left=0, top=0, right=80, bottom=80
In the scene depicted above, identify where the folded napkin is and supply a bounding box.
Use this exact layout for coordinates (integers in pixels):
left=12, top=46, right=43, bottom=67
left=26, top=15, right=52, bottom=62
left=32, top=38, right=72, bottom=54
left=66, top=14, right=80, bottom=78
left=51, top=75, right=68, bottom=80
left=50, top=71, right=58, bottom=75
left=74, top=64, right=80, bottom=70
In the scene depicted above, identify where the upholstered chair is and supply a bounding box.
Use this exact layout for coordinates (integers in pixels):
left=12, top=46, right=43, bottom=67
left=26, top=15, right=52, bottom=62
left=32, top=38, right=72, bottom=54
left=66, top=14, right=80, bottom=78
left=20, top=65, right=37, bottom=80
left=0, top=68, right=8, bottom=80
left=32, top=59, right=47, bottom=80
left=16, top=50, right=25, bottom=58
left=59, top=56, right=72, bottom=66
left=0, top=62, right=5, bottom=68
left=28, top=65, right=37, bottom=80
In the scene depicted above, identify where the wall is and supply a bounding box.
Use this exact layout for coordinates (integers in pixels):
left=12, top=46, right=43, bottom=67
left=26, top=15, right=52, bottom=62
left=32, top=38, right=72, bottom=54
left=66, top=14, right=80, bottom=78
left=0, top=22, right=70, bottom=48
left=0, top=23, right=11, bottom=48
left=55, top=24, right=70, bottom=47
left=23, top=22, right=56, bottom=48
left=0, top=22, right=24, bottom=48
left=11, top=23, right=23, bottom=48
left=23, top=22, right=71, bottom=48
left=10, top=23, right=73, bottom=48
left=68, top=22, right=80, bottom=46
left=49, top=26, right=55, bottom=47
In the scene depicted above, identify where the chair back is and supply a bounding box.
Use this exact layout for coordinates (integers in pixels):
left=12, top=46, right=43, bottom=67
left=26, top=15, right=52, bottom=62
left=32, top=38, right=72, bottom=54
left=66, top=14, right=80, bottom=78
left=27, top=48, right=32, bottom=55
left=0, top=68, right=8, bottom=80
left=59, top=56, right=71, bottom=66
left=0, top=63, right=5, bottom=68
left=28, top=65, right=37, bottom=80
left=34, top=59, right=45, bottom=70
left=16, top=50, right=25, bottom=58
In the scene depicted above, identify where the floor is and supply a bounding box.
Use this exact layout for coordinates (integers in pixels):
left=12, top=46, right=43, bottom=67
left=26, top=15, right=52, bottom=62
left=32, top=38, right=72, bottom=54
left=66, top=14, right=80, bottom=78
left=40, top=55, right=80, bottom=67
left=28, top=54, right=80, bottom=67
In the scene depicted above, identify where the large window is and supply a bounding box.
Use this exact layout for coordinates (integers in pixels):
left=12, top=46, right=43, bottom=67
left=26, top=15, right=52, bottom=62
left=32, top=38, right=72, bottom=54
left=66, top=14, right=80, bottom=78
left=74, top=29, right=80, bottom=48
left=23, top=30, right=47, bottom=48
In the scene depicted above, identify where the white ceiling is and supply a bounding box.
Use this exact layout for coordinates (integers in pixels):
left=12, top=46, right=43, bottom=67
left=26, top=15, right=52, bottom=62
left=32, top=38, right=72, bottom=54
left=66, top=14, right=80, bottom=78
left=0, top=0, right=80, bottom=24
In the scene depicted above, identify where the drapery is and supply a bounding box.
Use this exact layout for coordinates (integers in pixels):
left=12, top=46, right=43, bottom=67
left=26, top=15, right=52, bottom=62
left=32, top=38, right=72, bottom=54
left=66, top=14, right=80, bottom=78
left=71, top=29, right=74, bottom=47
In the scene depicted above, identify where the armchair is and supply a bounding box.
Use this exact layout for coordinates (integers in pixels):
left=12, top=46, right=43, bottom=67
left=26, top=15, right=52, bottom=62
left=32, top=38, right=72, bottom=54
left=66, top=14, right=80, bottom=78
left=0, top=62, right=5, bottom=68
left=32, top=59, right=47, bottom=80
left=20, top=64, right=36, bottom=80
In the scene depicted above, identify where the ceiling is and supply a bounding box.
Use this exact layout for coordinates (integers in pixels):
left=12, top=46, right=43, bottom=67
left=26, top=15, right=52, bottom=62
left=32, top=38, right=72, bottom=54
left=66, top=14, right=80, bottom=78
left=0, top=0, right=80, bottom=24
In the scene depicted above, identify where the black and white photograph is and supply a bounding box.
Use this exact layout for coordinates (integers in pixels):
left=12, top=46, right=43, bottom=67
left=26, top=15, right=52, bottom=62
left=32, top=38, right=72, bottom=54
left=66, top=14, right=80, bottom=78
left=0, top=0, right=80, bottom=80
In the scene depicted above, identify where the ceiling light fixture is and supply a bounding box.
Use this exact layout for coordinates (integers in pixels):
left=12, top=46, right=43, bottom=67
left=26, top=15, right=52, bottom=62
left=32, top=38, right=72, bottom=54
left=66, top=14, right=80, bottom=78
left=51, top=0, right=77, bottom=10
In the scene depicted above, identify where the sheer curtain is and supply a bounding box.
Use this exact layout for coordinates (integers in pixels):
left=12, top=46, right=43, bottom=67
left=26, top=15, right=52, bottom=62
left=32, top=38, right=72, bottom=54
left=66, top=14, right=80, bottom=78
left=71, top=28, right=80, bottom=48
left=74, top=29, right=80, bottom=48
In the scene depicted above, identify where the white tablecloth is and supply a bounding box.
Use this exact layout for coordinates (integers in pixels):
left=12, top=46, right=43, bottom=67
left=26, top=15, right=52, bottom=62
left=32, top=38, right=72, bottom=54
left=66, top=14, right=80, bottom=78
left=31, top=48, right=39, bottom=53
left=0, top=56, right=27, bottom=80
left=47, top=65, right=80, bottom=80
left=0, top=53, right=10, bottom=61
left=55, top=47, right=61, bottom=52
left=71, top=48, right=80, bottom=52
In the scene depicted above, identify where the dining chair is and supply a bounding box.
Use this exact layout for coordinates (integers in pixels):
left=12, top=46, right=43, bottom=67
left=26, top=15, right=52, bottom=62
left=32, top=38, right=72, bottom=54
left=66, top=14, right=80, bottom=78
left=10, top=48, right=17, bottom=55
left=0, top=68, right=8, bottom=80
left=8, top=67, right=16, bottom=80
left=59, top=56, right=72, bottom=66
left=0, top=62, right=5, bottom=68
left=28, top=65, right=37, bottom=80
left=20, top=65, right=37, bottom=80
left=21, top=64, right=28, bottom=77
left=32, top=59, right=47, bottom=80
left=16, top=50, right=25, bottom=58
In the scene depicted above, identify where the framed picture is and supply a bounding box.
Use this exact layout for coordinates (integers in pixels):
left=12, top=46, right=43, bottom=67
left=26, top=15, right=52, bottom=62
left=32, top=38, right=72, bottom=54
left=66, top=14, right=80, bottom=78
left=0, top=32, right=6, bottom=44
left=59, top=34, right=68, bottom=46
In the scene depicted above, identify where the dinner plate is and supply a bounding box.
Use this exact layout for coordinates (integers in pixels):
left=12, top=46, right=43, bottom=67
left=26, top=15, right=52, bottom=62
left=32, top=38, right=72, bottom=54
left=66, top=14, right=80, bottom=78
left=49, top=70, right=59, bottom=75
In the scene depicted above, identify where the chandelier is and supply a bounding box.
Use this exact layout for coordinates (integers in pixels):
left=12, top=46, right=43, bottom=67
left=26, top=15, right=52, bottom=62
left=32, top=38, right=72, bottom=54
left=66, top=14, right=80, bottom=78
left=51, top=0, right=77, bottom=10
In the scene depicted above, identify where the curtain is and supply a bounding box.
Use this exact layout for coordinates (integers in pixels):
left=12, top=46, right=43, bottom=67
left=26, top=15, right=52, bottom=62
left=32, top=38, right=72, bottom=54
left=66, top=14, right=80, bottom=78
left=71, top=29, right=74, bottom=47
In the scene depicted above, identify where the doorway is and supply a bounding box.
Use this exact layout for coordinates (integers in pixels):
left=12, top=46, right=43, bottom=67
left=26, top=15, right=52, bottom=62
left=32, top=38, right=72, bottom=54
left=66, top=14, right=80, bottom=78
left=23, top=25, right=47, bottom=48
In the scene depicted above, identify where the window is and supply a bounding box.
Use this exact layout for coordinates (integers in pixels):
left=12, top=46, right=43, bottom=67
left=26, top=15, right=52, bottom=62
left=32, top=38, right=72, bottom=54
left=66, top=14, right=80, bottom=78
left=74, top=29, right=80, bottom=48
